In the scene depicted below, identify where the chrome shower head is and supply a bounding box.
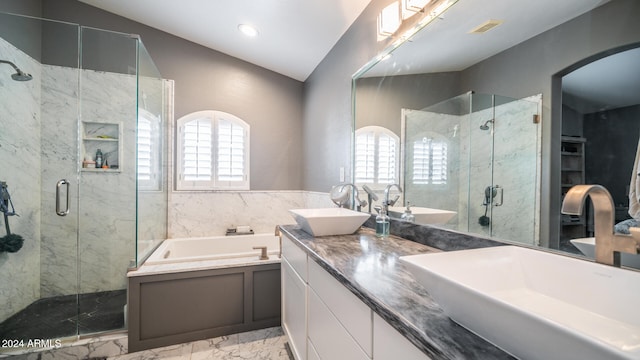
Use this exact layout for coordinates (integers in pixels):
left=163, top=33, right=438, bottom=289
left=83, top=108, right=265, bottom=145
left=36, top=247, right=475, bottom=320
left=0, top=60, right=33, bottom=81
left=479, top=119, right=494, bottom=130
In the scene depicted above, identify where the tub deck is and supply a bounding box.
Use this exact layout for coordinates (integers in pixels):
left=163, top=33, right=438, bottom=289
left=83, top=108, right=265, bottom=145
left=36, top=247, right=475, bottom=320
left=127, top=234, right=282, bottom=352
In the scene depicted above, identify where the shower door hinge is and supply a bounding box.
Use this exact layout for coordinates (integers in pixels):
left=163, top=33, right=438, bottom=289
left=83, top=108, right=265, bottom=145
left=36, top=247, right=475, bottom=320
left=533, top=114, right=540, bottom=124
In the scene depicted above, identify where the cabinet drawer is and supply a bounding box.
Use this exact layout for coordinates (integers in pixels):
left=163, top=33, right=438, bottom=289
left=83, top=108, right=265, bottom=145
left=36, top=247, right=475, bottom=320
left=308, top=259, right=372, bottom=357
left=374, top=313, right=431, bottom=360
left=308, top=288, right=370, bottom=360
left=282, top=234, right=308, bottom=281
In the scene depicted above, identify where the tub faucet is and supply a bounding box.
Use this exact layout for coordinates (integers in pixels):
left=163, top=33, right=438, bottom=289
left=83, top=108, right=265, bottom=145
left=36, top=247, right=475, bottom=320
left=383, top=184, right=402, bottom=213
left=338, top=183, right=367, bottom=212
left=561, top=184, right=640, bottom=267
left=253, top=246, right=270, bottom=260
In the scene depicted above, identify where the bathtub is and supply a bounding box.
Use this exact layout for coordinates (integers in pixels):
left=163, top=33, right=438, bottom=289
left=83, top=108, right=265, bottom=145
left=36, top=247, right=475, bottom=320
left=129, top=233, right=282, bottom=352
left=144, top=233, right=280, bottom=265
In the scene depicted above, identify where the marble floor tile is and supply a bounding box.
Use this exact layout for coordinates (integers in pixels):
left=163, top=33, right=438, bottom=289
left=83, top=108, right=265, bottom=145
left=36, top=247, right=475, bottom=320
left=108, top=327, right=290, bottom=360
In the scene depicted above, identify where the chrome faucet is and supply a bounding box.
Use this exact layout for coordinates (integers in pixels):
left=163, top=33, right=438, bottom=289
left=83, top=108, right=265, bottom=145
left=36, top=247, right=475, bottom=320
left=383, top=184, right=402, bottom=213
left=561, top=184, right=640, bottom=267
left=338, top=183, right=367, bottom=212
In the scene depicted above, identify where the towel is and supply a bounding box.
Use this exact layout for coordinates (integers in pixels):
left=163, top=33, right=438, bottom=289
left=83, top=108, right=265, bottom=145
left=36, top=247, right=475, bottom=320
left=628, top=138, right=640, bottom=219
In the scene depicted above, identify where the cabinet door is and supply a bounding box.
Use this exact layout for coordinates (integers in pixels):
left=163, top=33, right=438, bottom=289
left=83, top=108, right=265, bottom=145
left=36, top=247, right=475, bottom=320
left=308, top=288, right=370, bottom=360
left=308, top=339, right=321, bottom=360
left=373, top=314, right=431, bottom=360
left=308, top=259, right=372, bottom=357
left=282, top=257, right=307, bottom=360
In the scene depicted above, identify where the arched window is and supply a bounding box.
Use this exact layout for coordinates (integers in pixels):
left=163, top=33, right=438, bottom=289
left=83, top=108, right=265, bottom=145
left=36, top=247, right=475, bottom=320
left=137, top=109, right=162, bottom=191
left=176, top=111, right=250, bottom=190
left=354, top=126, right=399, bottom=186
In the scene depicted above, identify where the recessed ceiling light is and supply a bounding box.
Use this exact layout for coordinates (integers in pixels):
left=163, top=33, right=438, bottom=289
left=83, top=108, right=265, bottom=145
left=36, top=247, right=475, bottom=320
left=238, top=24, right=259, bottom=37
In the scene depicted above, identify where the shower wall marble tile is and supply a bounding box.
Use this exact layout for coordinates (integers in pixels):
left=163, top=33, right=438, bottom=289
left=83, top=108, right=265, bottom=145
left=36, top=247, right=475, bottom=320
left=168, top=190, right=332, bottom=238
left=0, top=38, right=42, bottom=322
left=40, top=66, right=137, bottom=297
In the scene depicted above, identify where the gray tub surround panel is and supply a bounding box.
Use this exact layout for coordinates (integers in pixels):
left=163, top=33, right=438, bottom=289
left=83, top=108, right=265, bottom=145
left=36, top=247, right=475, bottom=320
left=278, top=225, right=512, bottom=360
left=127, top=263, right=281, bottom=353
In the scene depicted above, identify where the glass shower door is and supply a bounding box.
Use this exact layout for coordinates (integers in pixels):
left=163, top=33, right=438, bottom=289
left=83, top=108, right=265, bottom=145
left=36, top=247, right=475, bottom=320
left=467, top=93, right=541, bottom=244
left=76, top=27, right=139, bottom=335
left=0, top=13, right=82, bottom=343
left=489, top=94, right=541, bottom=245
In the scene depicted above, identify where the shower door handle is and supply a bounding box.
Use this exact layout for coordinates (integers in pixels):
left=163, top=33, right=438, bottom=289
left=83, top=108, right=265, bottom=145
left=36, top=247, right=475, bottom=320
left=56, top=179, right=70, bottom=216
left=493, top=185, right=504, bottom=207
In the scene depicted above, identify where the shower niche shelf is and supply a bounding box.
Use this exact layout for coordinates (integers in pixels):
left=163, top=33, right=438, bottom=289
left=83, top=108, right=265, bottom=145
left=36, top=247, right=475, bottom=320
left=81, top=121, right=123, bottom=173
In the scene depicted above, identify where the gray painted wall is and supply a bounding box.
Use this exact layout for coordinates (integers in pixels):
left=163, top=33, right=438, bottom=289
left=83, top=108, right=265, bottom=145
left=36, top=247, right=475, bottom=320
left=302, top=0, right=391, bottom=192
left=0, top=0, right=42, bottom=61
left=21, top=0, right=304, bottom=191
left=354, top=72, right=462, bottom=135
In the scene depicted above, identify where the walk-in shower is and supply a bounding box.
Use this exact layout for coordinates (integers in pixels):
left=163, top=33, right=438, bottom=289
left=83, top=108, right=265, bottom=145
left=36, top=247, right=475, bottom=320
left=402, top=92, right=541, bottom=244
left=0, top=59, right=32, bottom=81
left=0, top=12, right=168, bottom=350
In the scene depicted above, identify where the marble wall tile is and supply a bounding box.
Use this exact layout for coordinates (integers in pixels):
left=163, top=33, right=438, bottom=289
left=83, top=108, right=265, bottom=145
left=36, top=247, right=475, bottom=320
left=168, top=191, right=308, bottom=238
left=39, top=66, right=138, bottom=297
left=0, top=37, right=42, bottom=322
left=168, top=190, right=335, bottom=239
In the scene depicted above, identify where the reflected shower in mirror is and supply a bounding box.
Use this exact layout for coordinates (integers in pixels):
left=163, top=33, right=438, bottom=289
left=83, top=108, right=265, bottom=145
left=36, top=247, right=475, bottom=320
left=352, top=0, right=640, bottom=252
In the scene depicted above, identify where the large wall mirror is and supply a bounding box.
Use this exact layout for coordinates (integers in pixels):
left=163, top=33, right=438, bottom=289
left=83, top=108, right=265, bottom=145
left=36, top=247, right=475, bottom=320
left=352, top=0, right=640, bottom=256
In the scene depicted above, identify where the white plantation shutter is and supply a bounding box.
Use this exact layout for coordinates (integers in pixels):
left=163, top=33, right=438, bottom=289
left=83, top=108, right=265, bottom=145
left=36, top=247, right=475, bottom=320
left=137, top=118, right=152, bottom=181
left=413, top=139, right=430, bottom=185
left=377, top=133, right=396, bottom=184
left=355, top=126, right=399, bottom=187
left=355, top=132, right=375, bottom=183
left=177, top=111, right=250, bottom=190
left=182, top=118, right=212, bottom=181
left=137, top=109, right=161, bottom=190
left=412, top=136, right=448, bottom=185
left=217, top=118, right=246, bottom=183
left=431, top=141, right=447, bottom=185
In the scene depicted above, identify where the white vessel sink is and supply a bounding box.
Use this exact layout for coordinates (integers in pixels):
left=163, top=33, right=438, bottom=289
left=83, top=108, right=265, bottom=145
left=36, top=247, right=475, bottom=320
left=400, top=246, right=640, bottom=360
left=388, top=206, right=456, bottom=224
left=570, top=237, right=640, bottom=269
left=289, top=208, right=370, bottom=237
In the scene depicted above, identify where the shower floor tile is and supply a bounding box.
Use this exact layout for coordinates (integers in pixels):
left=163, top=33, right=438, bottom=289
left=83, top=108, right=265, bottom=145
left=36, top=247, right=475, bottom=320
left=0, top=290, right=126, bottom=341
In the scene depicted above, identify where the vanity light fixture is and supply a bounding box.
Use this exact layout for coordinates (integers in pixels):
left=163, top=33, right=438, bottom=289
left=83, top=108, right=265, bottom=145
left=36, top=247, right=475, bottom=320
left=378, top=1, right=402, bottom=36
left=238, top=24, right=259, bottom=37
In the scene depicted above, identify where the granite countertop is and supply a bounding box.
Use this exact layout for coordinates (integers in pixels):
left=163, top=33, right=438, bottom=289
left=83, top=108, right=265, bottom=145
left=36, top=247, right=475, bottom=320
left=279, top=225, right=513, bottom=360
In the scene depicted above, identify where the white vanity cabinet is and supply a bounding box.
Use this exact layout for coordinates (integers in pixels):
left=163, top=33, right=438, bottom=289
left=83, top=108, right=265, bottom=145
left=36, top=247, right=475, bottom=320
left=281, top=232, right=430, bottom=360
left=308, top=259, right=371, bottom=359
left=374, top=314, right=432, bottom=360
left=282, top=235, right=308, bottom=360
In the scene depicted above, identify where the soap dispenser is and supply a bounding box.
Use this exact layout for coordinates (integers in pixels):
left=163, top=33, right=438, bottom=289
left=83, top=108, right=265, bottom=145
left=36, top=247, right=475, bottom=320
left=376, top=207, right=390, bottom=238
left=400, top=203, right=415, bottom=223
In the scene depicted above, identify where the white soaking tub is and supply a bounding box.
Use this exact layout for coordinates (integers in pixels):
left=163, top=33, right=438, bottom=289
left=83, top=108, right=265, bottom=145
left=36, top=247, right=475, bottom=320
left=144, top=233, right=280, bottom=265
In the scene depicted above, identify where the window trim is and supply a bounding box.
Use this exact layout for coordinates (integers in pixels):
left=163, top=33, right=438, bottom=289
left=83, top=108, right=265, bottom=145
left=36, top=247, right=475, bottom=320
left=176, top=110, right=250, bottom=191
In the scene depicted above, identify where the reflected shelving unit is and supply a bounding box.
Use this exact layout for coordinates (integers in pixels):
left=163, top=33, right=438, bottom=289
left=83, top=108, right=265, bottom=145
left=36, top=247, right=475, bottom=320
left=560, top=136, right=586, bottom=240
